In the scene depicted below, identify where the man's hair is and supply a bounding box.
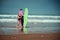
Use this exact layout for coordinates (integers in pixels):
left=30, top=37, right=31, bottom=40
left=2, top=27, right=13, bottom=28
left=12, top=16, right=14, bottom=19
left=20, top=9, right=23, bottom=10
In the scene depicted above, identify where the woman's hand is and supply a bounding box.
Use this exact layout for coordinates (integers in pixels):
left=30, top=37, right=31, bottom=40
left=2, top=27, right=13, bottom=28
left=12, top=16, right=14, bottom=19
left=17, top=15, right=22, bottom=19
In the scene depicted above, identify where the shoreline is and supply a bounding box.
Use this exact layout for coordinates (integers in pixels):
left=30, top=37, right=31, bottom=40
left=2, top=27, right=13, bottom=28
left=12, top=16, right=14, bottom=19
left=0, top=33, right=60, bottom=40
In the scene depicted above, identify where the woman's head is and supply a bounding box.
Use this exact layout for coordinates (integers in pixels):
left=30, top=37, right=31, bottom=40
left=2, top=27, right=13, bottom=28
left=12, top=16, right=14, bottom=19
left=20, top=9, right=23, bottom=10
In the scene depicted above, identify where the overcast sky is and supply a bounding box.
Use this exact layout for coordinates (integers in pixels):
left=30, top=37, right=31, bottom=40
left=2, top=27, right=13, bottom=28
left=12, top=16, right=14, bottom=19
left=0, top=0, right=60, bottom=15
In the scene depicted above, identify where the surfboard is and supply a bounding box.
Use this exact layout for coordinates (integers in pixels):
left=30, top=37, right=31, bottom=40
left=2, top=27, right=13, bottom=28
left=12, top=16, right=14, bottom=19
left=23, top=8, right=28, bottom=33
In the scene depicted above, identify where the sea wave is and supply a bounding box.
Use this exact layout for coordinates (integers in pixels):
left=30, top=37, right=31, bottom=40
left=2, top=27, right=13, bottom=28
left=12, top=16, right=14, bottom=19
left=0, top=19, right=60, bottom=23
left=0, top=15, right=60, bottom=18
left=0, top=15, right=60, bottom=23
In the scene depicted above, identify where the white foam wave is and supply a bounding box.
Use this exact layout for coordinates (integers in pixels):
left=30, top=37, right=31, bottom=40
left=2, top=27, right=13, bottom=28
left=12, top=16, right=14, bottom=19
left=0, top=15, right=60, bottom=18
left=0, top=19, right=60, bottom=23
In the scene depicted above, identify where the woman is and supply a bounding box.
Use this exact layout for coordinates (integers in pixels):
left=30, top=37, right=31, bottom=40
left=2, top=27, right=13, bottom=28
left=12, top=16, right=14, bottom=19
left=17, top=9, right=24, bottom=32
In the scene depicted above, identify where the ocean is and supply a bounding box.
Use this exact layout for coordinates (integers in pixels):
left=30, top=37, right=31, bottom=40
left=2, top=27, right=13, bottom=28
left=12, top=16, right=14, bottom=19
left=0, top=14, right=60, bottom=35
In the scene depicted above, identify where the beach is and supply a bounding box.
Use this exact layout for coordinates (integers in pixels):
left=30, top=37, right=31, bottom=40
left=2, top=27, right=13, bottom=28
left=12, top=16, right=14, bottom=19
left=0, top=33, right=60, bottom=40
left=0, top=0, right=60, bottom=40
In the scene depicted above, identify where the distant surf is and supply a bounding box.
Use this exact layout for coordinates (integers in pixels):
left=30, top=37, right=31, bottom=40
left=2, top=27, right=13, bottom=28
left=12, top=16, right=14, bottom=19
left=0, top=15, right=60, bottom=23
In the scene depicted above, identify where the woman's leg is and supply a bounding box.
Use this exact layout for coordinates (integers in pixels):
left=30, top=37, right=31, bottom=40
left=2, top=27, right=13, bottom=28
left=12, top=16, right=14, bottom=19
left=21, top=16, right=24, bottom=32
left=18, top=20, right=22, bottom=32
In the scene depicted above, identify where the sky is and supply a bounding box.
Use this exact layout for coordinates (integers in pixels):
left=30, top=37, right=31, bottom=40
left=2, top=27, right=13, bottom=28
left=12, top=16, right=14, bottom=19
left=0, top=0, right=60, bottom=15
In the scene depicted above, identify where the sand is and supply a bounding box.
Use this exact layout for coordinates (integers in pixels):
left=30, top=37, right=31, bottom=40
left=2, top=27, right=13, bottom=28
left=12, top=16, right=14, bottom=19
left=0, top=33, right=60, bottom=40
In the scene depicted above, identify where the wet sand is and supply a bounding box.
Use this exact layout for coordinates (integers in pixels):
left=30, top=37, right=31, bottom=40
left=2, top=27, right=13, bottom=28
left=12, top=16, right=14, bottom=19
left=0, top=33, right=60, bottom=40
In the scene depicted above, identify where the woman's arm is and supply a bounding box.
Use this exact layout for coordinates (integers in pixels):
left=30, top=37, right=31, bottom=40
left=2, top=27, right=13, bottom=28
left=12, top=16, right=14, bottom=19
left=17, top=15, right=22, bottom=19
left=17, top=15, right=19, bottom=19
